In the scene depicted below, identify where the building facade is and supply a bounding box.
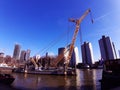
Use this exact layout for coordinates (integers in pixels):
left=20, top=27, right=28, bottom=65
left=0, top=52, right=4, bottom=63
left=118, top=50, right=120, bottom=58
left=58, top=46, right=79, bottom=67
left=58, top=47, right=65, bottom=56
left=99, top=35, right=117, bottom=61
left=20, top=50, right=26, bottom=61
left=58, top=47, right=65, bottom=66
left=70, top=47, right=80, bottom=67
left=0, top=52, right=4, bottom=58
left=13, top=44, right=21, bottom=60
left=81, top=42, right=94, bottom=66
left=25, top=49, right=31, bottom=61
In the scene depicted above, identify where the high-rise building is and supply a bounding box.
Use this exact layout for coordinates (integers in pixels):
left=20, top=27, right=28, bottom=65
left=81, top=42, right=94, bottom=65
left=20, top=50, right=26, bottom=61
left=58, top=47, right=65, bottom=55
left=70, top=47, right=80, bottom=67
left=0, top=52, right=4, bottom=63
left=25, top=49, right=31, bottom=61
left=74, top=47, right=80, bottom=64
left=118, top=50, right=120, bottom=58
left=13, top=44, right=21, bottom=60
left=58, top=46, right=79, bottom=67
left=0, top=52, right=4, bottom=57
left=99, top=35, right=117, bottom=61
left=58, top=47, right=65, bottom=66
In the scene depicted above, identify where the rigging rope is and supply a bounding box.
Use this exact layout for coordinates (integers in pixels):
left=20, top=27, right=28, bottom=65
left=79, top=25, right=82, bottom=45
left=35, top=29, right=71, bottom=56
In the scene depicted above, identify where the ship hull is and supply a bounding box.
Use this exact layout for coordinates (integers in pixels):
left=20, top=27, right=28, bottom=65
left=0, top=74, right=15, bottom=85
left=13, top=68, right=76, bottom=76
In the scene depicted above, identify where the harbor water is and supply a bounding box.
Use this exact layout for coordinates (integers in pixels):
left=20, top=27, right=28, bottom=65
left=0, top=69, right=103, bottom=90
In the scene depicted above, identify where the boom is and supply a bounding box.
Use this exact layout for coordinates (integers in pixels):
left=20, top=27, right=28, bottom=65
left=51, top=9, right=92, bottom=67
left=67, top=9, right=91, bottom=64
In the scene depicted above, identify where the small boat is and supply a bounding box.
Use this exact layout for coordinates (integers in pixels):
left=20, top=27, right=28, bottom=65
left=0, top=73, right=15, bottom=85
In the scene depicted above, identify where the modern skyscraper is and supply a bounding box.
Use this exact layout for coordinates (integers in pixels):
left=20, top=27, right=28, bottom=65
left=118, top=50, right=120, bottom=58
left=70, top=47, right=80, bottom=67
left=0, top=52, right=4, bottom=58
left=74, top=47, right=80, bottom=64
left=25, top=49, right=31, bottom=61
left=99, top=35, right=117, bottom=61
left=13, top=44, right=21, bottom=60
left=58, top=47, right=65, bottom=55
left=58, top=47, right=65, bottom=66
left=20, top=50, right=26, bottom=61
left=58, top=46, right=79, bottom=67
left=81, top=42, right=94, bottom=65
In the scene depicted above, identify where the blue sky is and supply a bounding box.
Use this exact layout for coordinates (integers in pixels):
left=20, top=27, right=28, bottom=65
left=0, top=0, right=120, bottom=62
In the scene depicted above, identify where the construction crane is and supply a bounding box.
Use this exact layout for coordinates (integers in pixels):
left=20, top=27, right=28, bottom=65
left=51, top=9, right=93, bottom=68
left=66, top=8, right=93, bottom=66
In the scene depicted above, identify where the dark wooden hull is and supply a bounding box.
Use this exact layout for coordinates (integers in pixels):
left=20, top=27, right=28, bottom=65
left=101, top=70, right=120, bottom=89
left=0, top=78, right=15, bottom=85
left=0, top=74, right=15, bottom=85
left=13, top=68, right=76, bottom=76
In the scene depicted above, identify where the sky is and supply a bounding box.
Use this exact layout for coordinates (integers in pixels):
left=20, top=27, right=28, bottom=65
left=0, top=0, right=120, bottom=62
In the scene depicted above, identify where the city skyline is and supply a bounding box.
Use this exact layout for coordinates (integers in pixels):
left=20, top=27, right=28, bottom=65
left=0, top=0, right=120, bottom=62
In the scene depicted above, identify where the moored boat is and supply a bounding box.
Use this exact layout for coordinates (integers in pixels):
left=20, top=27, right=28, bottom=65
left=12, top=67, right=76, bottom=76
left=100, top=59, right=120, bottom=90
left=0, top=73, right=15, bottom=85
left=102, top=59, right=120, bottom=81
left=100, top=59, right=120, bottom=89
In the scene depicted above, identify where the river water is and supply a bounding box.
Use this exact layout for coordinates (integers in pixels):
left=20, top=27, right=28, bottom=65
left=0, top=69, right=104, bottom=90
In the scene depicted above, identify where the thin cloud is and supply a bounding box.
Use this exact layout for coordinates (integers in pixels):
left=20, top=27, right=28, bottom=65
left=94, top=12, right=112, bottom=22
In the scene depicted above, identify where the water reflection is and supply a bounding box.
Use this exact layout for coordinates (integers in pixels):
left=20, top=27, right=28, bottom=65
left=12, top=73, right=77, bottom=90
left=76, top=69, right=102, bottom=90
left=6, top=69, right=103, bottom=90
